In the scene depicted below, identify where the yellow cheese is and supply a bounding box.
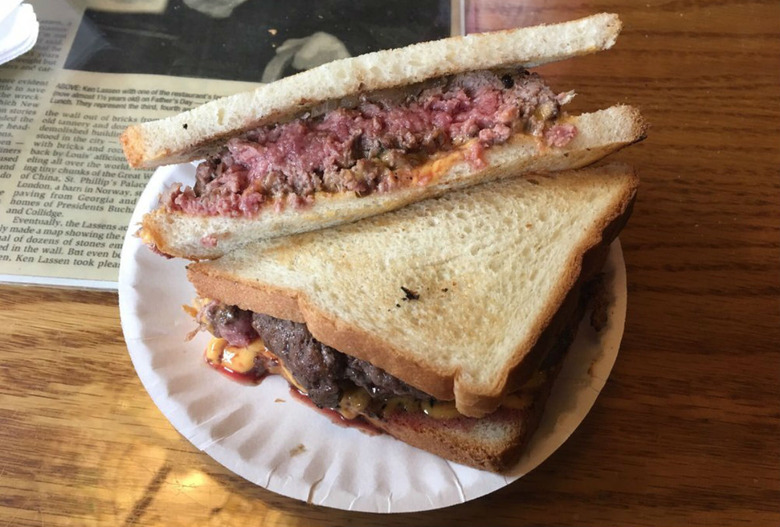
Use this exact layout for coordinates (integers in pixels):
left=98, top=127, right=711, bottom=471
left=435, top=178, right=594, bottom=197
left=338, top=388, right=372, bottom=420
left=421, top=399, right=461, bottom=419
left=222, top=339, right=265, bottom=374
left=206, top=337, right=228, bottom=364
left=205, top=337, right=266, bottom=374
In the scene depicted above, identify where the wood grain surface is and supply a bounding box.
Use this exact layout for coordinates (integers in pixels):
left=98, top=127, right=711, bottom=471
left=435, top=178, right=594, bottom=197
left=1, top=1, right=779, bottom=525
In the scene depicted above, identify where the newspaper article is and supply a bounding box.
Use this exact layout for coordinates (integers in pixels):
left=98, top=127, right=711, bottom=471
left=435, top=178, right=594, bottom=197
left=0, top=0, right=453, bottom=289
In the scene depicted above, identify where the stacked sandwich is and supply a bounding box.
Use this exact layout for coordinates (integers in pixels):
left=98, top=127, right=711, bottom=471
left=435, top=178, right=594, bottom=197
left=121, top=13, right=645, bottom=473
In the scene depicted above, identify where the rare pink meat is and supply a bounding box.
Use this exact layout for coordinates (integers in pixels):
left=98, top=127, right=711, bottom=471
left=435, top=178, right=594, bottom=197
left=165, top=69, right=576, bottom=218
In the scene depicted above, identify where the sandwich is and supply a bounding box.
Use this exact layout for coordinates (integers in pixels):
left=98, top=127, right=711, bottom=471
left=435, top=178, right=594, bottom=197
left=184, top=163, right=639, bottom=472
left=121, top=13, right=645, bottom=260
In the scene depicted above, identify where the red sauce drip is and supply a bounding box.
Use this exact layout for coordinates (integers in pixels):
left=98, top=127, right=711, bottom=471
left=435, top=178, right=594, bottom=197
left=203, top=351, right=381, bottom=435
left=205, top=355, right=266, bottom=385
left=289, top=388, right=382, bottom=436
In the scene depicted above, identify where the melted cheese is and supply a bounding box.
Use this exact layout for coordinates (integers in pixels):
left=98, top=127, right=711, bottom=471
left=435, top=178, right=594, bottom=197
left=338, top=388, right=372, bottom=420
left=502, top=371, right=548, bottom=410
left=205, top=337, right=228, bottom=364
left=378, top=397, right=461, bottom=419
left=276, top=360, right=305, bottom=392
left=421, top=399, right=461, bottom=419
left=206, top=337, right=265, bottom=374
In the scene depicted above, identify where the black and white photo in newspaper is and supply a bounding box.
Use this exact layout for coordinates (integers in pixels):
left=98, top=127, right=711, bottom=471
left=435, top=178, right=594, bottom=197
left=0, top=0, right=456, bottom=288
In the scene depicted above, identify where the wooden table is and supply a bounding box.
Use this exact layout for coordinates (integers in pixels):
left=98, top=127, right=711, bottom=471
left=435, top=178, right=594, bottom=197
left=2, top=1, right=779, bottom=525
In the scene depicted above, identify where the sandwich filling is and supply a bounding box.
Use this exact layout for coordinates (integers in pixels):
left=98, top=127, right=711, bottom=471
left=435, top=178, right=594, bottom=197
left=191, top=297, right=579, bottom=423
left=195, top=301, right=430, bottom=411
left=164, top=69, right=576, bottom=218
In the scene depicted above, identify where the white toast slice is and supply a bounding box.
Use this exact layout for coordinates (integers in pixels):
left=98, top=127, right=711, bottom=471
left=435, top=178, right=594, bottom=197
left=121, top=13, right=622, bottom=168
left=187, top=163, right=639, bottom=418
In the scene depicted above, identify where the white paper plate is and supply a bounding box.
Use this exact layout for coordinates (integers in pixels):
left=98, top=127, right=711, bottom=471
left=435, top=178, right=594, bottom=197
left=118, top=163, right=626, bottom=513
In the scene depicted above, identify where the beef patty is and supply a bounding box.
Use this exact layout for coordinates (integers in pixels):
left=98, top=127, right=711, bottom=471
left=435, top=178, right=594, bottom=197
left=165, top=68, right=575, bottom=217
left=201, top=301, right=428, bottom=408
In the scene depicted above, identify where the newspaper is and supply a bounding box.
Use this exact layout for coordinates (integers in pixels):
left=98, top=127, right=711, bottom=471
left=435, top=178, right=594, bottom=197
left=0, top=0, right=455, bottom=289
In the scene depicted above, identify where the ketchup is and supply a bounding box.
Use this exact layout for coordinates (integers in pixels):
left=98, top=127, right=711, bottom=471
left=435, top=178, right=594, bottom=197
left=205, top=355, right=266, bottom=385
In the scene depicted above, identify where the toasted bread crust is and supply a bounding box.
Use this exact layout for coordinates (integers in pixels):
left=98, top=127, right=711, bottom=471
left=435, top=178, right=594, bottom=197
left=363, top=360, right=559, bottom=472
left=360, top=267, right=591, bottom=472
left=187, top=164, right=639, bottom=417
left=364, top=402, right=546, bottom=472
left=144, top=105, right=645, bottom=260
left=457, top=172, right=636, bottom=415
left=121, top=14, right=622, bottom=169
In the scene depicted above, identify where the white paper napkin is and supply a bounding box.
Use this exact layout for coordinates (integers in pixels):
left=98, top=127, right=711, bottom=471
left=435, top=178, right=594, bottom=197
left=0, top=1, right=39, bottom=66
